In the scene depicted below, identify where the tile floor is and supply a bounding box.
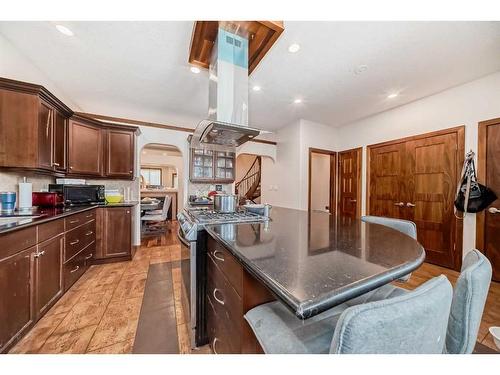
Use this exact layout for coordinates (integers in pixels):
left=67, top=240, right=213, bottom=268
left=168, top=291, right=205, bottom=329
left=9, top=222, right=499, bottom=354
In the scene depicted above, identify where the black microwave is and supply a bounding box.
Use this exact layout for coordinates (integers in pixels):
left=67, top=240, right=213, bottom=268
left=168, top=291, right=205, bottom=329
left=49, top=184, right=105, bottom=206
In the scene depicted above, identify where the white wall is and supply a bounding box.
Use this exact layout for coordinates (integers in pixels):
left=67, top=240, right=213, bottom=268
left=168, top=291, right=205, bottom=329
left=0, top=34, right=80, bottom=109
left=336, top=71, right=500, bottom=256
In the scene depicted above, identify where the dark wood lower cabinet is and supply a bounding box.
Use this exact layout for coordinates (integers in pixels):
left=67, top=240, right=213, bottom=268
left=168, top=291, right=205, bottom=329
left=0, top=247, right=34, bottom=352
left=35, top=234, right=64, bottom=318
left=206, top=236, right=275, bottom=354
left=0, top=206, right=132, bottom=352
left=95, top=207, right=132, bottom=261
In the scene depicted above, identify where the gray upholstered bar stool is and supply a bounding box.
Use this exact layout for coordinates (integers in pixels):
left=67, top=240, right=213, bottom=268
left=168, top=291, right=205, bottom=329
left=244, top=275, right=453, bottom=354
left=361, top=215, right=417, bottom=282
left=445, top=249, right=492, bottom=354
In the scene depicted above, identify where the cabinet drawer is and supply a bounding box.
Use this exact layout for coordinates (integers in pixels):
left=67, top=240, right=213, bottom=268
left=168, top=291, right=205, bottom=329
left=207, top=256, right=242, bottom=350
left=65, top=220, right=96, bottom=262
left=38, top=219, right=64, bottom=243
left=207, top=293, right=239, bottom=354
left=207, top=237, right=242, bottom=296
left=0, top=226, right=37, bottom=259
left=65, top=210, right=96, bottom=231
left=63, top=250, right=86, bottom=291
left=82, top=242, right=95, bottom=268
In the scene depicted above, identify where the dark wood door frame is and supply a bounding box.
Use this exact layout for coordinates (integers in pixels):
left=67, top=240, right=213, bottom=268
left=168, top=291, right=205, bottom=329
left=338, top=147, right=362, bottom=218
left=308, top=148, right=337, bottom=214
left=366, top=126, right=465, bottom=271
left=476, top=117, right=500, bottom=250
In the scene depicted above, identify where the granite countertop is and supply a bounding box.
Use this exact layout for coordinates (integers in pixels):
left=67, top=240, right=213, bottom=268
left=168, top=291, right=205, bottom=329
left=205, top=207, right=425, bottom=319
left=0, top=201, right=139, bottom=234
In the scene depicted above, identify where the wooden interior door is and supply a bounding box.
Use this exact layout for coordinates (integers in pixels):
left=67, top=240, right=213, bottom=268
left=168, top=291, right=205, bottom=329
left=338, top=148, right=361, bottom=218
left=477, top=118, right=500, bottom=281
left=405, top=132, right=459, bottom=269
left=369, top=142, right=407, bottom=219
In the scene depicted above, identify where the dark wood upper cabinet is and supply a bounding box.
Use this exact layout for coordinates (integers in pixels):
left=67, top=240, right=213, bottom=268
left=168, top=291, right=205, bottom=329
left=0, top=246, right=34, bottom=352
left=106, top=129, right=135, bottom=178
left=34, top=235, right=64, bottom=318
left=53, top=110, right=67, bottom=172
left=38, top=101, right=54, bottom=170
left=68, top=118, right=104, bottom=176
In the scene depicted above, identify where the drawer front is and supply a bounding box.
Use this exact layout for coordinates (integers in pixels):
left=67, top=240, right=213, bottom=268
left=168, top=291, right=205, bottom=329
left=65, top=220, right=96, bottom=262
left=38, top=219, right=64, bottom=243
left=65, top=209, right=96, bottom=231
left=207, top=293, right=239, bottom=354
left=207, top=237, right=242, bottom=296
left=207, top=256, right=242, bottom=351
left=0, top=226, right=37, bottom=259
left=82, top=242, right=95, bottom=268
left=63, top=250, right=86, bottom=291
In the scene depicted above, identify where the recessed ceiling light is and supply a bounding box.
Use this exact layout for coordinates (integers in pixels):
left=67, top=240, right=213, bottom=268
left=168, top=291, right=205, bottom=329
left=293, top=98, right=302, bottom=104
left=55, top=24, right=74, bottom=36
left=288, top=43, right=300, bottom=53
left=190, top=66, right=201, bottom=74
left=252, top=85, right=261, bottom=92
left=387, top=93, right=399, bottom=99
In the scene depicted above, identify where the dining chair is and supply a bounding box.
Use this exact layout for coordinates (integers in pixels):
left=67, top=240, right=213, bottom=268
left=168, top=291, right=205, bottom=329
left=361, top=215, right=417, bottom=282
left=445, top=249, right=492, bottom=354
left=244, top=275, right=453, bottom=354
left=141, top=195, right=172, bottom=233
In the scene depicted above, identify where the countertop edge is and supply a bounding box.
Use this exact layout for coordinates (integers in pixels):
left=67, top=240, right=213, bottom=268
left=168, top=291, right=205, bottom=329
left=205, top=224, right=426, bottom=320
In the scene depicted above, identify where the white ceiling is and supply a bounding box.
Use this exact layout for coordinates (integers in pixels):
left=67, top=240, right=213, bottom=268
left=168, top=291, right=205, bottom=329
left=1, top=21, right=499, bottom=130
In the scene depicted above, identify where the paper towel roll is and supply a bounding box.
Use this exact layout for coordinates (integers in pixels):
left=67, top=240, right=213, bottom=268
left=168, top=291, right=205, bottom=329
left=19, top=181, right=32, bottom=209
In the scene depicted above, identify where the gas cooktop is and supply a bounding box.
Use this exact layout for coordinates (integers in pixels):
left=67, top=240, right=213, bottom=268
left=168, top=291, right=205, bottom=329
left=187, top=209, right=267, bottom=224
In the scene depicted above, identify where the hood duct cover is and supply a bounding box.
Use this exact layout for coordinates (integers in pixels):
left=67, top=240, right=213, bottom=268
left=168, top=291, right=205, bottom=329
left=190, top=26, right=263, bottom=151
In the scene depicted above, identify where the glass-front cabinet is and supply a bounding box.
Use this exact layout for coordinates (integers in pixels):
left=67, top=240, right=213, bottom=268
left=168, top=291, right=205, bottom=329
left=190, top=148, right=235, bottom=183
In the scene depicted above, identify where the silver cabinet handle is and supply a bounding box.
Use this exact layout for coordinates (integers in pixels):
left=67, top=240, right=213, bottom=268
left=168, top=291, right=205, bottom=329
left=69, top=219, right=79, bottom=224
left=85, top=253, right=93, bottom=260
left=213, top=288, right=225, bottom=305
left=70, top=239, right=80, bottom=246
left=34, top=250, right=45, bottom=258
left=406, top=202, right=416, bottom=207
left=53, top=162, right=60, bottom=167
left=69, top=166, right=73, bottom=169
left=70, top=265, right=80, bottom=273
left=394, top=202, right=405, bottom=207
left=349, top=199, right=357, bottom=203
left=212, top=338, right=219, bottom=354
left=85, top=231, right=94, bottom=236
left=129, top=170, right=133, bottom=174
left=488, top=207, right=500, bottom=214
left=213, top=250, right=224, bottom=262
left=85, top=214, right=93, bottom=218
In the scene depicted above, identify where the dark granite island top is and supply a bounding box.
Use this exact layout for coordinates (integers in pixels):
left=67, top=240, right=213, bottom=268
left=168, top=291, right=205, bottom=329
left=204, top=207, right=425, bottom=319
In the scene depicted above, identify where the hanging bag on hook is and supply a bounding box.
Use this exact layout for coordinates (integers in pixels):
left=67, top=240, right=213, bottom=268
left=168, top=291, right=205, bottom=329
left=454, top=150, right=497, bottom=217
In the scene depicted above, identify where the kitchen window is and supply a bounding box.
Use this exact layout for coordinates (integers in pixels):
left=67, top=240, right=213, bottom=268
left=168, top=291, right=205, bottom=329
left=141, top=168, right=162, bottom=186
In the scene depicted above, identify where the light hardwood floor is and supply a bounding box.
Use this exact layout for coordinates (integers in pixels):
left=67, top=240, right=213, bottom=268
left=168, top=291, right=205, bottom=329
left=10, top=222, right=499, bottom=353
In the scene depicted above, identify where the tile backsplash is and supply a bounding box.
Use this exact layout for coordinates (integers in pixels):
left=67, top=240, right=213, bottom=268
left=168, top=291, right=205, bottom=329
left=187, top=182, right=233, bottom=197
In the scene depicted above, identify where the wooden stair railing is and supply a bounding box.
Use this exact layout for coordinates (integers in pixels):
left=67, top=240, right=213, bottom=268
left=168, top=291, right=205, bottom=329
left=235, top=156, right=261, bottom=203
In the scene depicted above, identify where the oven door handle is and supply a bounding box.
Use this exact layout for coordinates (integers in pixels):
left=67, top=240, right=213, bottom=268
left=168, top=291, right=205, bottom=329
left=177, top=227, right=191, bottom=247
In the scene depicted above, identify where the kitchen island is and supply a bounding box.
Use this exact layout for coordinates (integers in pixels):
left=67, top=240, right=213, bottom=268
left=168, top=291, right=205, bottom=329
left=202, top=207, right=425, bottom=353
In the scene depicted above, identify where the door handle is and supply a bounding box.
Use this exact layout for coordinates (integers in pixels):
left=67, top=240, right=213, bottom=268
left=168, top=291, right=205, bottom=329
left=406, top=202, right=416, bottom=207
left=394, top=202, right=405, bottom=207
left=488, top=207, right=500, bottom=214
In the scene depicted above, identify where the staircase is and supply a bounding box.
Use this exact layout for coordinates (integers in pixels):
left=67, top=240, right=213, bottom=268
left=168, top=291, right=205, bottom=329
left=235, top=156, right=261, bottom=205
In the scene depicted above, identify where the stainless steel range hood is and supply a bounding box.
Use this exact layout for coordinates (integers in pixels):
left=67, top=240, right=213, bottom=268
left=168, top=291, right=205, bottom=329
left=190, top=26, right=263, bottom=151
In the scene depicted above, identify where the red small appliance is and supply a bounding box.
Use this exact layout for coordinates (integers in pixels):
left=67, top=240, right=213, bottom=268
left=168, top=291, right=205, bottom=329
left=32, top=192, right=64, bottom=207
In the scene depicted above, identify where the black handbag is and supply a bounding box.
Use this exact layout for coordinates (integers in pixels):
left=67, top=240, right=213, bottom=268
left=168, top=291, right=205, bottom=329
left=454, top=151, right=497, bottom=216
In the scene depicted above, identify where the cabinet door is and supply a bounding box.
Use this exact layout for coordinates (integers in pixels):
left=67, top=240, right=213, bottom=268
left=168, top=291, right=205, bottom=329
left=405, top=133, right=458, bottom=269
left=38, top=101, right=53, bottom=170
left=190, top=149, right=214, bottom=181
left=53, top=111, right=67, bottom=172
left=68, top=120, right=103, bottom=176
left=103, top=208, right=132, bottom=258
left=0, top=247, right=34, bottom=351
left=106, top=129, right=134, bottom=178
left=215, top=152, right=235, bottom=182
left=34, top=235, right=64, bottom=318
left=369, top=142, right=407, bottom=219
